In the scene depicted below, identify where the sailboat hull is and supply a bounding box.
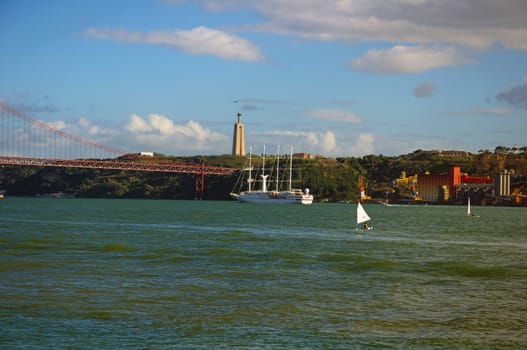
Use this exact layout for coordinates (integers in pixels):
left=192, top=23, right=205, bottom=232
left=356, top=202, right=373, bottom=230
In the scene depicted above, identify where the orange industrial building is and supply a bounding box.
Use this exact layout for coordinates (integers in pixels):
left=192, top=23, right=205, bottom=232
left=418, top=166, right=461, bottom=203
left=417, top=166, right=510, bottom=203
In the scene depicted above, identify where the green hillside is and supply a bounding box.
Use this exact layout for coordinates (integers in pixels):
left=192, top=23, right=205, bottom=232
left=1, top=146, right=526, bottom=203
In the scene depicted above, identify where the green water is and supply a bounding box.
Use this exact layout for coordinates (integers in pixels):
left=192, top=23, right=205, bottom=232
left=1, top=198, right=526, bottom=349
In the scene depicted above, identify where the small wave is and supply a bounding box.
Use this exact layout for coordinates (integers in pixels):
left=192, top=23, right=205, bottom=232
left=208, top=248, right=258, bottom=263
left=169, top=254, right=193, bottom=263
left=101, top=243, right=137, bottom=253
left=217, top=229, right=278, bottom=243
left=268, top=250, right=307, bottom=262
left=317, top=252, right=356, bottom=263
left=12, top=240, right=55, bottom=251
left=176, top=284, right=208, bottom=293
left=0, top=260, right=50, bottom=272
left=426, top=261, right=520, bottom=278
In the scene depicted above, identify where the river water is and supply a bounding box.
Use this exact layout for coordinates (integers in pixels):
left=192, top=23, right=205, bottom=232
left=1, top=198, right=526, bottom=349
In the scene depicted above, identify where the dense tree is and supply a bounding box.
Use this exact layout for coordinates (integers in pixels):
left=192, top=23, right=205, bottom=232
left=1, top=147, right=526, bottom=203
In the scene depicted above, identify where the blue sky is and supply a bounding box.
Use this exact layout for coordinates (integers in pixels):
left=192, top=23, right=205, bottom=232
left=1, top=0, right=526, bottom=157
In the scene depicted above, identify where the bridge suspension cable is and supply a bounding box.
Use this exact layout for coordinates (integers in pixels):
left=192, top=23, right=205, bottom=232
left=0, top=102, right=125, bottom=160
left=0, top=102, right=237, bottom=177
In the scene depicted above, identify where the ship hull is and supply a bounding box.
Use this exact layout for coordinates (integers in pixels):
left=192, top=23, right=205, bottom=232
left=233, top=191, right=313, bottom=205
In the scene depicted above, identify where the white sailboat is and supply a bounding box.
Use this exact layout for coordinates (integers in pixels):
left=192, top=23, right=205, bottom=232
left=466, top=196, right=479, bottom=217
left=230, top=145, right=313, bottom=205
left=356, top=202, right=372, bottom=230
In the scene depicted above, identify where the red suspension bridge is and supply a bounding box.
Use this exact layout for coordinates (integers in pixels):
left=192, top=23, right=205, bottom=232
left=0, top=102, right=237, bottom=198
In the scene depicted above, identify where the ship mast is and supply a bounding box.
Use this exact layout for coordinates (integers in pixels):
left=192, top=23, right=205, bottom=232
left=247, top=146, right=253, bottom=192
left=276, top=145, right=280, bottom=192
left=289, top=145, right=293, bottom=191
left=261, top=145, right=268, bottom=192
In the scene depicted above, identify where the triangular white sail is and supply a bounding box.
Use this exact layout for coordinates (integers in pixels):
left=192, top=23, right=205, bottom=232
left=356, top=202, right=371, bottom=225
left=467, top=197, right=471, bottom=216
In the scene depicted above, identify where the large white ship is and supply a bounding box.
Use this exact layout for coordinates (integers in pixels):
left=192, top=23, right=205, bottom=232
left=230, top=146, right=313, bottom=205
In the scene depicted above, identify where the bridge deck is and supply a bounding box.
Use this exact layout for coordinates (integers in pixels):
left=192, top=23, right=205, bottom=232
left=0, top=156, right=237, bottom=176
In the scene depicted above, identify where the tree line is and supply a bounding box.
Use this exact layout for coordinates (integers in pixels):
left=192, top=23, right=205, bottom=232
left=1, top=146, right=526, bottom=202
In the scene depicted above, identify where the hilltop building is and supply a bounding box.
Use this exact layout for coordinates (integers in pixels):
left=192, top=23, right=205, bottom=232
left=232, top=113, right=245, bottom=156
left=413, top=149, right=471, bottom=158
left=293, top=153, right=312, bottom=159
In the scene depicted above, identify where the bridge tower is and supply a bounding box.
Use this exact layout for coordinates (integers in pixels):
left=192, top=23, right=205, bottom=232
left=232, top=112, right=245, bottom=156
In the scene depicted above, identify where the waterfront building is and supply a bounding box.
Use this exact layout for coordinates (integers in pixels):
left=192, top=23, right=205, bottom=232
left=417, top=165, right=507, bottom=204
left=438, top=185, right=449, bottom=203
left=418, top=166, right=461, bottom=203
left=495, top=171, right=511, bottom=196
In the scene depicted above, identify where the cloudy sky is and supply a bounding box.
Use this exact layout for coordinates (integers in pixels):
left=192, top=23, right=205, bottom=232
left=1, top=0, right=526, bottom=157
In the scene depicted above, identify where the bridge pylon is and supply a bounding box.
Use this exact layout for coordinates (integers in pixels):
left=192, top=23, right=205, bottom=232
left=195, top=163, right=205, bottom=200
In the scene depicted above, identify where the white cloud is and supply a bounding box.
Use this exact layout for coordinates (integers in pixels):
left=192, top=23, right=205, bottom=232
left=47, top=117, right=114, bottom=139
left=319, top=131, right=337, bottom=153
left=123, top=113, right=230, bottom=153
left=78, top=117, right=108, bottom=135
left=444, top=107, right=515, bottom=116
left=125, top=114, right=153, bottom=133
left=85, top=26, right=265, bottom=62
left=254, top=130, right=311, bottom=137
left=47, top=120, right=67, bottom=130
left=305, top=132, right=319, bottom=147
left=32, top=114, right=379, bottom=157
left=352, top=133, right=375, bottom=155
left=252, top=129, right=320, bottom=149
left=350, top=46, right=474, bottom=74
left=148, top=114, right=176, bottom=136
left=252, top=129, right=373, bottom=156
left=253, top=129, right=324, bottom=153
left=303, top=109, right=362, bottom=123
left=208, top=1, right=527, bottom=50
